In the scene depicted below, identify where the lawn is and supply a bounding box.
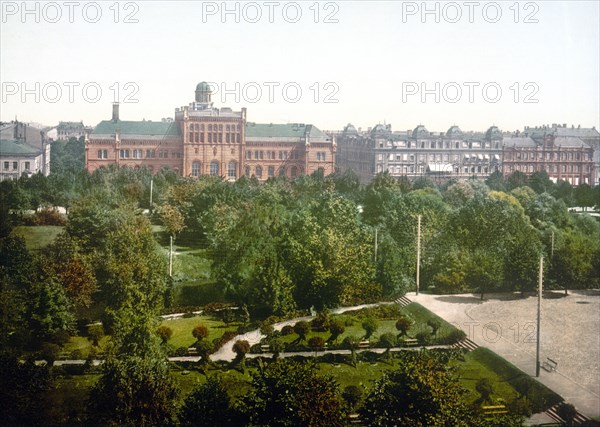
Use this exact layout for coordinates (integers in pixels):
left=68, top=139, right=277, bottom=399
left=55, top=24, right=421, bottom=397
left=159, top=313, right=241, bottom=350
left=12, top=225, right=64, bottom=251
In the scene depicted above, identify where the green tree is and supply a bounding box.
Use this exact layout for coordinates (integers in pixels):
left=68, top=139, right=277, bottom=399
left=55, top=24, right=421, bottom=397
left=308, top=336, right=325, bottom=355
left=179, top=376, right=237, bottom=427
left=157, top=326, right=173, bottom=344
left=574, top=183, right=594, bottom=210
left=241, top=360, right=346, bottom=426
left=192, top=324, right=209, bottom=341
left=361, top=317, right=378, bottom=339
left=294, top=321, right=311, bottom=342
left=328, top=320, right=345, bottom=343
left=342, top=335, right=361, bottom=367
left=395, top=316, right=412, bottom=337
left=475, top=378, right=494, bottom=404
left=361, top=351, right=480, bottom=426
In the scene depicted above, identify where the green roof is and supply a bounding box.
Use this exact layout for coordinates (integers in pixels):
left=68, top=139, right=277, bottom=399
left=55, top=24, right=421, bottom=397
left=0, top=139, right=40, bottom=156
left=245, top=123, right=327, bottom=139
left=91, top=120, right=181, bottom=136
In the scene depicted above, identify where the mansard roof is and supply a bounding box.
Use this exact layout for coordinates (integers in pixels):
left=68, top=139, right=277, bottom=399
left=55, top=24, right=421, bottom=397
left=245, top=123, right=329, bottom=140
left=91, top=120, right=181, bottom=137
left=0, top=139, right=41, bottom=156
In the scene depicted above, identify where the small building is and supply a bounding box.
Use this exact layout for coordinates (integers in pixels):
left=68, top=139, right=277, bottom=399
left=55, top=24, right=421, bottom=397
left=0, top=139, right=47, bottom=181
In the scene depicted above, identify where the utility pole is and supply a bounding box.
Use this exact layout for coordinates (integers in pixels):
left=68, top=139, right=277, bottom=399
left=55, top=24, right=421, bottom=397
left=550, top=231, right=554, bottom=259
left=169, top=235, right=173, bottom=277
left=536, top=256, right=543, bottom=377
left=374, top=228, right=378, bottom=263
left=149, top=178, right=154, bottom=213
left=416, top=215, right=421, bottom=295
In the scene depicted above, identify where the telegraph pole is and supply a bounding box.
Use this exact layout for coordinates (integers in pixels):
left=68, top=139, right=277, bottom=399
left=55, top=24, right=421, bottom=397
left=536, top=256, right=543, bottom=377
left=416, top=215, right=421, bottom=295
left=551, top=231, right=554, bottom=259
left=149, top=178, right=154, bottom=213
left=374, top=228, right=378, bottom=263
left=169, top=235, right=173, bottom=277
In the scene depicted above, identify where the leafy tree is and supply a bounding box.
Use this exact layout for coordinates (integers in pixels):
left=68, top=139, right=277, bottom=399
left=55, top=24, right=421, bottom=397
left=328, top=320, right=345, bottom=343
left=294, top=321, right=311, bottom=342
left=444, top=180, right=475, bottom=208
left=475, top=378, right=494, bottom=404
left=395, top=315, right=412, bottom=337
left=26, top=277, right=74, bottom=344
left=308, top=336, right=325, bottom=355
left=179, top=376, right=237, bottom=427
left=88, top=324, right=105, bottom=347
left=196, top=340, right=214, bottom=365
left=485, top=171, right=506, bottom=191
left=241, top=360, right=346, bottom=426
left=0, top=354, right=54, bottom=425
left=232, top=340, right=250, bottom=363
left=192, top=324, right=209, bottom=341
left=427, top=318, right=442, bottom=336
left=379, top=332, right=397, bottom=361
left=342, top=385, right=363, bottom=409
left=574, top=183, right=594, bottom=210
left=529, top=170, right=554, bottom=194
left=156, top=203, right=186, bottom=239
left=342, top=335, right=361, bottom=367
left=361, top=351, right=482, bottom=426
left=361, top=317, right=378, bottom=339
left=507, top=171, right=528, bottom=190
left=157, top=326, right=173, bottom=344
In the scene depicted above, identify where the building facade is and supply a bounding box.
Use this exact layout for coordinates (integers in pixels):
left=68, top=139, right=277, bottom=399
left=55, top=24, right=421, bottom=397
left=0, top=121, right=50, bottom=180
left=336, top=123, right=503, bottom=184
left=85, top=82, right=335, bottom=180
left=502, top=134, right=594, bottom=186
left=55, top=121, right=90, bottom=141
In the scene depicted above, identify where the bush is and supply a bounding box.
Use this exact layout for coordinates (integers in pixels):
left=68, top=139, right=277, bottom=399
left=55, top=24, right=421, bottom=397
left=328, top=320, right=345, bottom=342
left=192, top=324, right=209, bottom=341
left=342, top=385, right=363, bottom=408
left=415, top=331, right=431, bottom=346
left=87, top=324, right=104, bottom=346
left=175, top=347, right=189, bottom=357
left=427, top=318, right=442, bottom=336
left=395, top=316, right=413, bottom=337
left=362, top=317, right=378, bottom=339
left=308, top=336, right=325, bottom=353
left=25, top=208, right=67, bottom=226
left=281, top=325, right=294, bottom=335
left=293, top=321, right=311, bottom=341
left=443, top=329, right=466, bottom=344
left=378, top=333, right=397, bottom=349
left=310, top=310, right=331, bottom=332
left=157, top=326, right=173, bottom=344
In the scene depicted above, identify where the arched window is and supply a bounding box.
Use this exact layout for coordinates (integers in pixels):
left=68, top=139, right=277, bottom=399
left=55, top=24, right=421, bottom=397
left=228, top=161, right=237, bottom=179
left=279, top=167, right=286, bottom=177
left=192, top=161, right=200, bottom=177
left=255, top=166, right=262, bottom=178
left=210, top=161, right=219, bottom=176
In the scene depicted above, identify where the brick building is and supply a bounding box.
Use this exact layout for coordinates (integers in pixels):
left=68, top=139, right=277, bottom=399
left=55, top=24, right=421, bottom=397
left=85, top=82, right=335, bottom=180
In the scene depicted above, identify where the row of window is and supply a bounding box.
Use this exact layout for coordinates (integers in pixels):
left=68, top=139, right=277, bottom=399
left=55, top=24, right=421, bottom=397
left=378, top=153, right=496, bottom=162
left=244, top=165, right=300, bottom=178
left=377, top=164, right=498, bottom=175
left=511, top=151, right=589, bottom=161
left=98, top=149, right=182, bottom=159
left=188, top=132, right=241, bottom=144
left=507, top=164, right=590, bottom=173
left=316, top=152, right=327, bottom=161
left=3, top=161, right=30, bottom=170
left=379, top=140, right=500, bottom=150
left=245, top=150, right=300, bottom=161
left=191, top=160, right=237, bottom=179
left=189, top=124, right=241, bottom=132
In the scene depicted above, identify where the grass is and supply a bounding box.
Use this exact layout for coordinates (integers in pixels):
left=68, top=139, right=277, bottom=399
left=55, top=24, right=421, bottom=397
left=12, top=225, right=64, bottom=251
left=159, top=314, right=241, bottom=349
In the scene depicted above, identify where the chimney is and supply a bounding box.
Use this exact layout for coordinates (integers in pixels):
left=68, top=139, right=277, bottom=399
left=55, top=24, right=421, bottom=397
left=112, top=103, right=120, bottom=122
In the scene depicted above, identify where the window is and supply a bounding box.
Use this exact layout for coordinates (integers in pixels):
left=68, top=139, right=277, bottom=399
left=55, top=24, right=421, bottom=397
left=268, top=166, right=275, bottom=177
left=13, top=162, right=17, bottom=170
left=146, top=149, right=155, bottom=158
left=208, top=133, right=212, bottom=143
left=228, top=161, right=237, bottom=179
left=120, top=149, right=130, bottom=158
left=246, top=150, right=251, bottom=160
left=98, top=150, right=103, bottom=159
left=291, top=166, right=298, bottom=177
left=4, top=161, right=9, bottom=170
left=279, top=167, right=286, bottom=177
left=259, top=151, right=264, bottom=160
left=255, top=166, right=262, bottom=178
left=25, top=161, right=30, bottom=170
left=210, top=161, right=219, bottom=176
left=192, top=161, right=200, bottom=177
left=245, top=166, right=250, bottom=177
left=254, top=151, right=259, bottom=160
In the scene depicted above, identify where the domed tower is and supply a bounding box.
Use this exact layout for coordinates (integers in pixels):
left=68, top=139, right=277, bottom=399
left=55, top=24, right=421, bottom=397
left=195, top=81, right=212, bottom=103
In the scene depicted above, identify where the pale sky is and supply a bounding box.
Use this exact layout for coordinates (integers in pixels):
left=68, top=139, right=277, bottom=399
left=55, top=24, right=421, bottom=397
left=1, top=1, right=599, bottom=133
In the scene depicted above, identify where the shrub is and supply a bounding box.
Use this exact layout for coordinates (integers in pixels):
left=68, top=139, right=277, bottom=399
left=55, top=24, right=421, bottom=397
left=281, top=325, right=294, bottom=336
left=259, top=323, right=274, bottom=337
left=378, top=333, right=397, bottom=349
left=175, top=347, right=188, bottom=357
left=157, top=326, right=173, bottom=344
left=427, top=318, right=442, bottom=336
left=444, top=329, right=466, bottom=344
left=475, top=378, right=493, bottom=403
left=87, top=324, right=104, bottom=346
left=26, top=208, right=67, bottom=226
left=192, top=324, right=209, bottom=341
left=310, top=310, right=331, bottom=332
left=308, top=336, right=325, bottom=353
left=328, top=320, right=345, bottom=342
left=293, top=321, right=311, bottom=342
left=232, top=340, right=250, bottom=360
left=342, top=385, right=363, bottom=408
left=395, top=316, right=412, bottom=337
left=415, top=331, right=431, bottom=346
left=362, top=317, right=378, bottom=339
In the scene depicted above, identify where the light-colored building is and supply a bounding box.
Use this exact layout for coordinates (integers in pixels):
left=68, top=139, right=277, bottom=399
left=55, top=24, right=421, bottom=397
left=0, top=121, right=50, bottom=180
left=336, top=123, right=502, bottom=184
